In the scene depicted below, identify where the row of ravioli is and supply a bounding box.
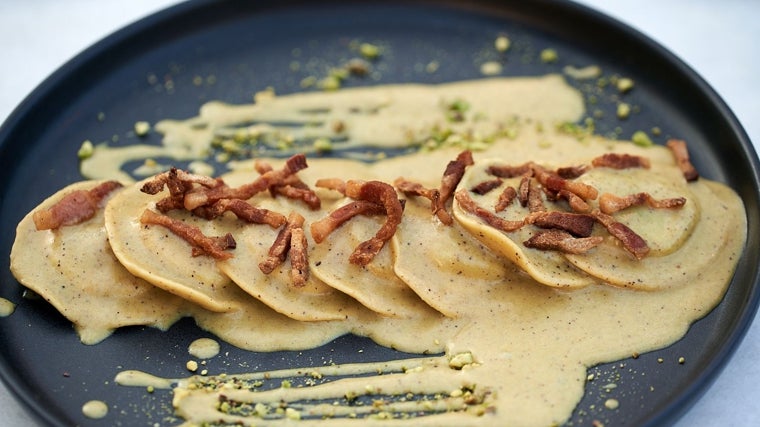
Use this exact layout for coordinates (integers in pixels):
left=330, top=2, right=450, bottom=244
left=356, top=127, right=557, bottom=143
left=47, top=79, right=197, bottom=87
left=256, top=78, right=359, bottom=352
left=10, top=140, right=731, bottom=347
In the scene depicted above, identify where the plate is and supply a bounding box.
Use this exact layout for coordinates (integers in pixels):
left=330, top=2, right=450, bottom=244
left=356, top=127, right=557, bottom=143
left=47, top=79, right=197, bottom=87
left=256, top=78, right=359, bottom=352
left=1, top=1, right=758, bottom=426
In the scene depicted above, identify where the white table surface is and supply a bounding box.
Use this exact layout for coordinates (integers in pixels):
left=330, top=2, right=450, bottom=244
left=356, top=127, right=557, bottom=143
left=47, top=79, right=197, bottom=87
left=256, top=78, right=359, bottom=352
left=1, top=1, right=758, bottom=426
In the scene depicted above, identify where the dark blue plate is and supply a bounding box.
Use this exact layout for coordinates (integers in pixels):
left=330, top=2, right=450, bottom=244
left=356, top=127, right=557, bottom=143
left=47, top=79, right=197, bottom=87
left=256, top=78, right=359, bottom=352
left=1, top=1, right=758, bottom=425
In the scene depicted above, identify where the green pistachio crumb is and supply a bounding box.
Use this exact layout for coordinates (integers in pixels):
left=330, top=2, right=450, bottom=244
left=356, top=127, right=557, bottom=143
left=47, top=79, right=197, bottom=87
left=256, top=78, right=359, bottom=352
left=631, top=130, right=653, bottom=147
left=77, top=140, right=94, bottom=160
left=134, top=121, right=151, bottom=137
left=313, top=137, right=333, bottom=152
left=616, top=103, right=631, bottom=119
left=495, top=35, right=511, bottom=52
left=540, top=48, right=559, bottom=63
left=318, top=75, right=342, bottom=91
left=616, top=77, right=635, bottom=93
left=359, top=43, right=381, bottom=60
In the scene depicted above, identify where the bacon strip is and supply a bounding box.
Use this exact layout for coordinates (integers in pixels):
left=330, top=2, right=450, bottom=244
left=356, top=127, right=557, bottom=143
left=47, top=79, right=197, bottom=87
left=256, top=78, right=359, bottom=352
left=558, top=189, right=591, bottom=213
left=141, top=168, right=223, bottom=213
left=310, top=200, right=386, bottom=244
left=556, top=165, right=590, bottom=179
left=33, top=181, right=123, bottom=230
left=487, top=162, right=533, bottom=178
left=525, top=211, right=596, bottom=237
left=139, top=209, right=235, bottom=260
left=434, top=150, right=474, bottom=225
left=454, top=189, right=524, bottom=232
left=523, top=229, right=603, bottom=254
left=517, top=176, right=530, bottom=207
left=344, top=180, right=405, bottom=266
left=534, top=167, right=598, bottom=201
left=495, top=186, right=517, bottom=212
left=527, top=178, right=545, bottom=212
left=666, top=139, right=699, bottom=182
left=259, top=212, right=305, bottom=274
left=591, top=153, right=651, bottom=169
left=592, top=210, right=650, bottom=259
left=394, top=178, right=439, bottom=202
left=184, top=154, right=309, bottom=210
left=255, top=160, right=321, bottom=209
left=598, top=192, right=687, bottom=214
left=289, top=227, right=309, bottom=287
left=208, top=199, right=287, bottom=228
left=315, top=178, right=347, bottom=195
left=470, top=178, right=503, bottom=195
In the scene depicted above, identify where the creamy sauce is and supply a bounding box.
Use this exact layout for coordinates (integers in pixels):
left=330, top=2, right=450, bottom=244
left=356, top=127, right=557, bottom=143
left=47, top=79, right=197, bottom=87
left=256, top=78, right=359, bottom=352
left=188, top=338, right=221, bottom=360
left=0, top=298, right=15, bottom=317
left=81, top=400, right=108, bottom=419
left=11, top=76, right=746, bottom=426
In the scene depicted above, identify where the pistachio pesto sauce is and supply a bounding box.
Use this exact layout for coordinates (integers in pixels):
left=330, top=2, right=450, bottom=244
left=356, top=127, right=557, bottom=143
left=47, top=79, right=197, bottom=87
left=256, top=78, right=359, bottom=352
left=15, top=75, right=747, bottom=426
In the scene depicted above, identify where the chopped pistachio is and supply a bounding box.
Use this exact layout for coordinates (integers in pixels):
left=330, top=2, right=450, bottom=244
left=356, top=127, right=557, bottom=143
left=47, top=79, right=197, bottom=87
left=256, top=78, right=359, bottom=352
left=480, top=61, right=503, bottom=76
left=313, top=137, right=333, bottom=152
left=318, top=75, right=342, bottom=91
left=540, top=48, right=559, bottom=63
left=285, top=407, right=301, bottom=420
left=616, top=77, right=635, bottom=93
left=134, top=121, right=151, bottom=137
left=631, top=130, right=653, bottom=147
left=77, top=140, right=94, bottom=160
left=448, top=351, right=475, bottom=369
left=359, top=42, right=381, bottom=60
left=616, top=103, right=631, bottom=120
left=495, top=35, right=511, bottom=52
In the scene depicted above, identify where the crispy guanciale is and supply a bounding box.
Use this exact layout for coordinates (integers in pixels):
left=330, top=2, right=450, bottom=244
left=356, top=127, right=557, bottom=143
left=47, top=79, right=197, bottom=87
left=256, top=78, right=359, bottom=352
left=533, top=166, right=599, bottom=201
left=259, top=212, right=305, bottom=276
left=206, top=199, right=287, bottom=228
left=523, top=229, right=603, bottom=254
left=394, top=177, right=440, bottom=204
left=141, top=168, right=223, bottom=213
left=666, top=139, right=699, bottom=182
left=591, top=153, right=651, bottom=169
left=525, top=211, right=596, bottom=237
left=486, top=162, right=533, bottom=178
left=289, top=227, right=309, bottom=287
left=139, top=209, right=236, bottom=260
left=598, top=192, right=687, bottom=214
left=556, top=164, right=590, bottom=179
left=343, top=180, right=405, bottom=266
left=33, top=180, right=123, bottom=230
left=315, top=178, right=347, bottom=195
left=183, top=154, right=309, bottom=210
left=454, top=189, right=525, bottom=232
left=495, top=186, right=518, bottom=212
left=591, top=209, right=650, bottom=259
left=310, top=200, right=387, bottom=244
left=557, top=189, right=591, bottom=213
left=434, top=150, right=474, bottom=225
left=470, top=178, right=503, bottom=195
left=254, top=160, right=321, bottom=210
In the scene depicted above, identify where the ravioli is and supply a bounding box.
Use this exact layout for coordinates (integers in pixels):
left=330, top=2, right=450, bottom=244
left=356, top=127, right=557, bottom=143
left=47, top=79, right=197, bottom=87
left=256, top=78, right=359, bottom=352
left=573, top=167, right=699, bottom=256
left=565, top=180, right=741, bottom=290
left=391, top=197, right=512, bottom=317
left=309, top=212, right=437, bottom=318
left=10, top=181, right=187, bottom=344
left=104, top=179, right=240, bottom=312
left=215, top=163, right=375, bottom=321
left=453, top=159, right=597, bottom=288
